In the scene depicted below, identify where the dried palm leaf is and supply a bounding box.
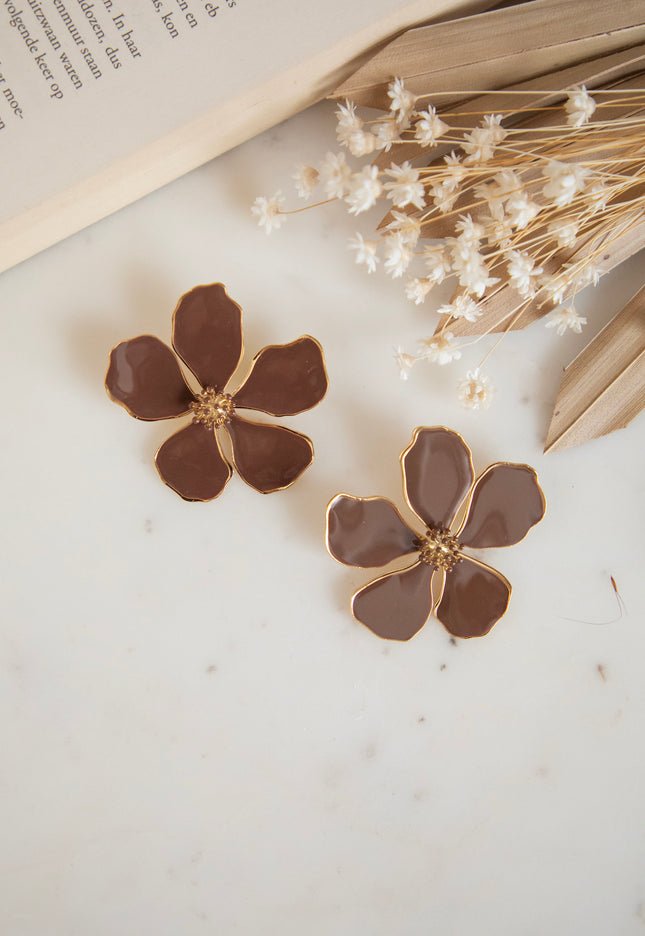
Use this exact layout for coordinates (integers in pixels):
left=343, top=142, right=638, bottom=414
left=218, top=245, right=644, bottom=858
left=544, top=285, right=645, bottom=452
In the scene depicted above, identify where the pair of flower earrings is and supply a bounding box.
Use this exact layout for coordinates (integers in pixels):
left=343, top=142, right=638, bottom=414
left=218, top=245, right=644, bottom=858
left=106, top=283, right=546, bottom=642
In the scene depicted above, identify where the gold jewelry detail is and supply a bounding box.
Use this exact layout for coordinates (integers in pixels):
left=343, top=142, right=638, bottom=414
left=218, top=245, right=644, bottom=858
left=417, top=528, right=462, bottom=571
left=191, top=388, right=235, bottom=428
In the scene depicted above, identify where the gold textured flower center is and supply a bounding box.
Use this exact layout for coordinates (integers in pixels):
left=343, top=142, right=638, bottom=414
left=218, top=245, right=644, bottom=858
left=190, top=388, right=235, bottom=429
left=418, top=528, right=462, bottom=571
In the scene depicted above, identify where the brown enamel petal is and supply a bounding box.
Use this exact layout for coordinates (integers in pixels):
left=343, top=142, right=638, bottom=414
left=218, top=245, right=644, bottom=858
left=326, top=494, right=419, bottom=568
left=458, top=463, right=546, bottom=548
left=171, top=283, right=243, bottom=390
left=352, top=562, right=433, bottom=641
left=233, top=336, right=328, bottom=416
left=155, top=422, right=232, bottom=501
left=402, top=427, right=474, bottom=529
left=227, top=414, right=313, bottom=493
left=435, top=556, right=511, bottom=639
left=106, top=336, right=195, bottom=420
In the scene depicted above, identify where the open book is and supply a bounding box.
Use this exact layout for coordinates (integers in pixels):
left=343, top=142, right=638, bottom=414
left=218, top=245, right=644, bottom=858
left=0, top=0, right=489, bottom=274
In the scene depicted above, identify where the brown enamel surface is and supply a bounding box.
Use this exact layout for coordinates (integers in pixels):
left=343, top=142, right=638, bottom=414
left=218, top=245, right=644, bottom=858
left=155, top=422, right=231, bottom=501
left=403, top=428, right=474, bottom=530
left=172, top=284, right=243, bottom=391
left=106, top=336, right=195, bottom=420
left=459, top=463, right=546, bottom=548
left=227, top=414, right=313, bottom=493
left=435, top=557, right=510, bottom=638
left=327, top=495, right=418, bottom=568
left=352, top=562, right=433, bottom=641
left=234, top=337, right=328, bottom=416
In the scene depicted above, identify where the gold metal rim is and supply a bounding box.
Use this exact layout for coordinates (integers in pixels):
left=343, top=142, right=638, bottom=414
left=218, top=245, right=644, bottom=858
left=399, top=425, right=475, bottom=529
left=324, top=492, right=421, bottom=567
left=233, top=334, right=329, bottom=417
left=224, top=414, right=315, bottom=496
left=170, top=282, right=245, bottom=390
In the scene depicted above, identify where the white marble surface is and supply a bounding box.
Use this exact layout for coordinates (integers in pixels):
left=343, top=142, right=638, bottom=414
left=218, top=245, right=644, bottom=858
left=1, top=102, right=644, bottom=936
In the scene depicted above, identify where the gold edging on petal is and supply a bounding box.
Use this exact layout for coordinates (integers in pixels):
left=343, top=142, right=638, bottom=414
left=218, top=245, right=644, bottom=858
left=349, top=560, right=432, bottom=640
left=233, top=335, right=329, bottom=416
left=224, top=417, right=315, bottom=495
left=153, top=424, right=233, bottom=503
left=455, top=462, right=547, bottom=543
left=170, top=282, right=244, bottom=390
left=104, top=336, right=195, bottom=421
left=324, top=493, right=421, bottom=568
left=431, top=566, right=447, bottom=615
left=399, top=425, right=475, bottom=529
left=437, top=553, right=513, bottom=634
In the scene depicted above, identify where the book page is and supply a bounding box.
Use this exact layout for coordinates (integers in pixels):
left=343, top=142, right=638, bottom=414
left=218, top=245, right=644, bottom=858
left=0, top=0, right=489, bottom=272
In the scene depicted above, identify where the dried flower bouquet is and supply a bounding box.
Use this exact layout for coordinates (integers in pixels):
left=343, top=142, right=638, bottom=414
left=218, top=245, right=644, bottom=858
left=252, top=0, right=645, bottom=452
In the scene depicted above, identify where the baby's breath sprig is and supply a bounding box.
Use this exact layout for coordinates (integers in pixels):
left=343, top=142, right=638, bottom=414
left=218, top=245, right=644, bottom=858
left=251, top=79, right=645, bottom=410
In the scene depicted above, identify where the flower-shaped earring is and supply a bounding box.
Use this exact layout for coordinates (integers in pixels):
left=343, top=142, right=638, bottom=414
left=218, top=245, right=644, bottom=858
left=106, top=283, right=328, bottom=500
left=326, top=427, right=545, bottom=640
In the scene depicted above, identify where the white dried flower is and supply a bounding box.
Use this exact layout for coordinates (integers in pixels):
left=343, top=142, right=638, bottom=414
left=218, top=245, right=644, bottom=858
left=383, top=233, right=413, bottom=278
left=417, top=331, right=462, bottom=365
left=475, top=169, right=522, bottom=221
left=251, top=191, right=286, bottom=234
left=423, top=246, right=449, bottom=284
left=539, top=273, right=567, bottom=307
left=475, top=185, right=503, bottom=221
left=387, top=77, right=417, bottom=122
left=394, top=345, right=416, bottom=380
left=385, top=211, right=421, bottom=248
left=430, top=180, right=458, bottom=214
left=374, top=120, right=402, bottom=152
left=565, top=85, right=596, bottom=127
left=345, top=165, right=382, bottom=215
left=347, top=130, right=378, bottom=158
left=383, top=162, right=426, bottom=209
left=574, top=262, right=601, bottom=289
left=491, top=169, right=522, bottom=197
left=457, top=368, right=494, bottom=410
left=336, top=100, right=362, bottom=146
left=588, top=179, right=611, bottom=212
left=548, top=219, right=579, bottom=247
left=405, top=277, right=433, bottom=305
left=545, top=306, right=587, bottom=335
left=483, top=114, right=506, bottom=143
left=505, top=249, right=544, bottom=298
left=319, top=151, right=352, bottom=199
left=449, top=239, right=498, bottom=298
left=462, top=114, right=506, bottom=164
left=437, top=294, right=482, bottom=322
left=561, top=261, right=601, bottom=294
left=414, top=107, right=449, bottom=146
left=454, top=214, right=485, bottom=247
left=506, top=191, right=541, bottom=230
left=348, top=233, right=379, bottom=273
left=543, top=262, right=601, bottom=307
left=484, top=215, right=515, bottom=247
left=292, top=164, right=319, bottom=200
left=542, top=160, right=590, bottom=207
left=443, top=152, right=467, bottom=185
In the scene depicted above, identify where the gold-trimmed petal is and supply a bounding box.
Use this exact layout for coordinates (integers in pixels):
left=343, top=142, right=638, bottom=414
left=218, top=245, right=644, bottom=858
left=435, top=556, right=511, bottom=639
left=402, top=427, right=474, bottom=530
left=172, top=283, right=243, bottom=391
left=106, top=336, right=195, bottom=420
left=233, top=336, right=328, bottom=416
left=155, top=422, right=232, bottom=502
left=458, top=463, right=546, bottom=548
left=226, top=414, right=313, bottom=494
left=326, top=494, right=419, bottom=568
left=352, top=562, right=434, bottom=641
